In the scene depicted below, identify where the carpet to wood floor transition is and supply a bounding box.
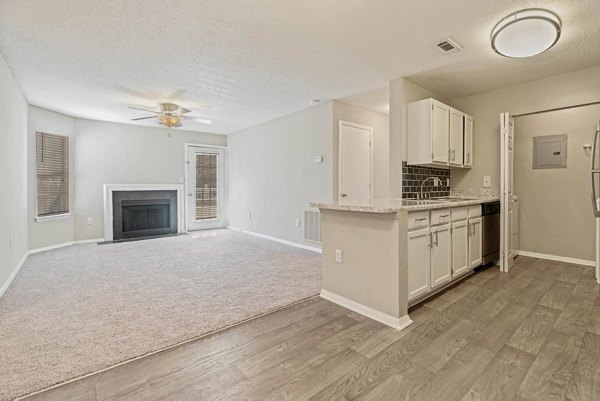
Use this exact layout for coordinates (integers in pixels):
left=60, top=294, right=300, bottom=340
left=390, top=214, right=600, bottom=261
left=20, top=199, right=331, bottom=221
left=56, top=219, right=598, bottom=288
left=0, top=229, right=322, bottom=400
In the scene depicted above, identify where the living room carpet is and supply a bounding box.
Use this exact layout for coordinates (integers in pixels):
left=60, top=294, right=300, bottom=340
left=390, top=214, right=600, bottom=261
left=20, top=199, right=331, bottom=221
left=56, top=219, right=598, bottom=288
left=0, top=229, right=321, bottom=400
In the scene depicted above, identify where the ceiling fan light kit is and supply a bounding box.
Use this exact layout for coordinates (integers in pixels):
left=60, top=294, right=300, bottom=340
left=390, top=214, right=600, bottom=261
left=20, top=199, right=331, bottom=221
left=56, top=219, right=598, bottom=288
left=128, top=102, right=211, bottom=134
left=491, top=8, right=561, bottom=58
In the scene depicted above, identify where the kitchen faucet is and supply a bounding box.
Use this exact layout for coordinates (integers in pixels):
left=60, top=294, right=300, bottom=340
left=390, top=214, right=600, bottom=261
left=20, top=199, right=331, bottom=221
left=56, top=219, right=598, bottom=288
left=418, top=176, right=444, bottom=199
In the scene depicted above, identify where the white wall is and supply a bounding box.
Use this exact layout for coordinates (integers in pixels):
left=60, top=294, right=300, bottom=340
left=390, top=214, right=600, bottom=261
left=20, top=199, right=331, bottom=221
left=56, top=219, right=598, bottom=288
left=0, top=53, right=28, bottom=292
left=73, top=119, right=226, bottom=241
left=450, top=66, right=600, bottom=192
left=227, top=101, right=333, bottom=246
left=514, top=104, right=600, bottom=262
left=27, top=106, right=75, bottom=250
left=388, top=77, right=449, bottom=197
left=332, top=100, right=389, bottom=199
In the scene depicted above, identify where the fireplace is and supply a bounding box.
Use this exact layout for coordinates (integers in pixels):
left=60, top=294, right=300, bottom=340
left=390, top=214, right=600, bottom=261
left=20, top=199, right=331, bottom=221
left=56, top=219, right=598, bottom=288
left=103, top=184, right=184, bottom=242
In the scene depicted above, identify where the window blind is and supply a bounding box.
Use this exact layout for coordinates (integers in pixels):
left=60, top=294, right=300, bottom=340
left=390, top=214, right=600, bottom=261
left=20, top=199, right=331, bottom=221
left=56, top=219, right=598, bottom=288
left=36, top=132, right=69, bottom=217
left=195, top=153, right=218, bottom=220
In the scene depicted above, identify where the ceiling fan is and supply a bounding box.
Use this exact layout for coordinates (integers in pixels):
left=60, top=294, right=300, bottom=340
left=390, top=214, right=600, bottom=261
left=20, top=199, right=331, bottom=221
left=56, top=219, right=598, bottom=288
left=129, top=103, right=212, bottom=128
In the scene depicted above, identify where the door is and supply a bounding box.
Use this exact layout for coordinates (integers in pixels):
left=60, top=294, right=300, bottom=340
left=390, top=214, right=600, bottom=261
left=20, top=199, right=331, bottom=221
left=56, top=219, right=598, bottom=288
left=464, top=115, right=474, bottom=167
left=469, top=217, right=483, bottom=269
left=408, top=228, right=431, bottom=300
left=452, top=219, right=469, bottom=277
left=430, top=224, right=451, bottom=288
left=186, top=146, right=226, bottom=231
left=339, top=121, right=372, bottom=202
left=449, top=108, right=464, bottom=166
left=432, top=100, right=450, bottom=164
left=500, top=113, right=515, bottom=272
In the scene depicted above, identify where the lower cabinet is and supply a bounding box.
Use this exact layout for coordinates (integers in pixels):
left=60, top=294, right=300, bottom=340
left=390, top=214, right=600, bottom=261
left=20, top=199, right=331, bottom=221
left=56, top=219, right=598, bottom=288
left=451, top=219, right=469, bottom=277
left=408, top=205, right=484, bottom=303
left=407, top=227, right=431, bottom=300
left=430, top=223, right=451, bottom=288
left=468, top=217, right=483, bottom=268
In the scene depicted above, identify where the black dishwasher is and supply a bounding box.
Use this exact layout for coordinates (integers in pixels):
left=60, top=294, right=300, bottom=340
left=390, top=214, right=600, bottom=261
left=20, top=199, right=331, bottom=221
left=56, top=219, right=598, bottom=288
left=481, top=201, right=500, bottom=265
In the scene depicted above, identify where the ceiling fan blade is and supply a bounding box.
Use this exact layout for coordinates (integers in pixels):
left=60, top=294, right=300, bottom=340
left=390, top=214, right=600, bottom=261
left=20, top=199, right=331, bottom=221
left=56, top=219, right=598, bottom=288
left=179, top=107, right=191, bottom=114
left=128, top=106, right=159, bottom=113
left=131, top=116, right=157, bottom=121
left=183, top=115, right=212, bottom=124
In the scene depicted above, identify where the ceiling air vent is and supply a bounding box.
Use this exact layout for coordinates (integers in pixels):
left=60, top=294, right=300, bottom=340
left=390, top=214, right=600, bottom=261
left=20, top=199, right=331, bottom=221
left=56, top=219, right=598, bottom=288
left=436, top=38, right=463, bottom=54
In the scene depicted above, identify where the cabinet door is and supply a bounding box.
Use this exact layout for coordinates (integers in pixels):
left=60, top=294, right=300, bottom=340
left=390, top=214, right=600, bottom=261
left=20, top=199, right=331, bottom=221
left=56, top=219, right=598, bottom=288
left=464, top=115, right=473, bottom=167
left=430, top=224, right=451, bottom=288
left=432, top=101, right=450, bottom=164
left=408, top=228, right=431, bottom=300
left=469, top=217, right=483, bottom=269
left=449, top=108, right=464, bottom=166
left=452, top=219, right=469, bottom=277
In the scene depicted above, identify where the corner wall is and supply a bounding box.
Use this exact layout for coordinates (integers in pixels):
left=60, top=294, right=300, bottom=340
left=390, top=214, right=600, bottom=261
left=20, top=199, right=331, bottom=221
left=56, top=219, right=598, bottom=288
left=0, top=53, right=28, bottom=292
left=73, top=119, right=226, bottom=241
left=227, top=101, right=333, bottom=246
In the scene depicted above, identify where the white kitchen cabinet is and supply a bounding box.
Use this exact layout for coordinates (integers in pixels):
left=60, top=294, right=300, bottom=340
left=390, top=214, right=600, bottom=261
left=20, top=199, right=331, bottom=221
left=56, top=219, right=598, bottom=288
left=468, top=217, right=483, bottom=269
left=449, top=108, right=464, bottom=166
left=464, top=114, right=474, bottom=167
left=408, top=227, right=431, bottom=300
left=430, top=223, right=451, bottom=288
left=407, top=98, right=450, bottom=167
left=407, top=98, right=473, bottom=169
left=451, top=219, right=469, bottom=277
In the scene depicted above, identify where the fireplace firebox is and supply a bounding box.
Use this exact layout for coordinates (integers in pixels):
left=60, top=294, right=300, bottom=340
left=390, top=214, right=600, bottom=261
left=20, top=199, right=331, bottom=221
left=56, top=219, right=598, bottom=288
left=112, top=190, right=177, bottom=240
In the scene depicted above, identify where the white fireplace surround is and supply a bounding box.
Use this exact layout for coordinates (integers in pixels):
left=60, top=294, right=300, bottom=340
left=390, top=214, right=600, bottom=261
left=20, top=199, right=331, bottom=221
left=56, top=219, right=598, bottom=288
left=103, top=184, right=185, bottom=242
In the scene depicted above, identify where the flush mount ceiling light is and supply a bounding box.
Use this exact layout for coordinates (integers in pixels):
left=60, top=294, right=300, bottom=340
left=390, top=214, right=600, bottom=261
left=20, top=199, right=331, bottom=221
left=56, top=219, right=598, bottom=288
left=491, top=9, right=561, bottom=58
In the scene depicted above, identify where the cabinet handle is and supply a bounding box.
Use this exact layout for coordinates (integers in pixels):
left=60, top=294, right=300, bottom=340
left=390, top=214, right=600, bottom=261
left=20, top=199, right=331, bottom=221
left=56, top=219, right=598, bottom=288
left=440, top=214, right=450, bottom=218
left=428, top=233, right=433, bottom=248
left=434, top=231, right=439, bottom=246
left=472, top=224, right=476, bottom=237
left=415, top=218, right=427, bottom=221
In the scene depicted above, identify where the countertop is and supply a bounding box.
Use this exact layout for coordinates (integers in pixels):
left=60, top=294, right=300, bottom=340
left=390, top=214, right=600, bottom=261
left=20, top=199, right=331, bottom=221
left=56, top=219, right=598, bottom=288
left=310, top=196, right=500, bottom=214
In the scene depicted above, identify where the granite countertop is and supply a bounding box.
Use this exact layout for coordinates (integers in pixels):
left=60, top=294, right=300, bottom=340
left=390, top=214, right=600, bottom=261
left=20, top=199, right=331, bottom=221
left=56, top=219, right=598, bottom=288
left=310, top=196, right=500, bottom=214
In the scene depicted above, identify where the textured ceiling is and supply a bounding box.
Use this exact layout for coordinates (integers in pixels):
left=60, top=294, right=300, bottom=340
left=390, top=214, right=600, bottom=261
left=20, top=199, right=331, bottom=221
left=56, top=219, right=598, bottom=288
left=0, top=0, right=598, bottom=134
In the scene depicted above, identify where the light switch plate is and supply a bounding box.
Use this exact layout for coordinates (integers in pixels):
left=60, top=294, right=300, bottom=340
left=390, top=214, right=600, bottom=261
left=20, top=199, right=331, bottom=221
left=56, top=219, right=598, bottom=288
left=483, top=176, right=492, bottom=188
left=335, top=249, right=343, bottom=263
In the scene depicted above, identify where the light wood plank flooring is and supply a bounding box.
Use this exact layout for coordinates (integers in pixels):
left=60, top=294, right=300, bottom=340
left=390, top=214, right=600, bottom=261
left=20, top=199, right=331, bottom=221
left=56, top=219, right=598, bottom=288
left=20, top=256, right=600, bottom=401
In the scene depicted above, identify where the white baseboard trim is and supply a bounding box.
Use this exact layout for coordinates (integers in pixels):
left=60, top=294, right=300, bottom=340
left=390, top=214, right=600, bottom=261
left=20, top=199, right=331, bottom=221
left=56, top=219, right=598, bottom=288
left=0, top=253, right=28, bottom=298
left=517, top=250, right=595, bottom=267
left=320, top=289, right=413, bottom=331
left=227, top=226, right=322, bottom=254
left=28, top=238, right=104, bottom=255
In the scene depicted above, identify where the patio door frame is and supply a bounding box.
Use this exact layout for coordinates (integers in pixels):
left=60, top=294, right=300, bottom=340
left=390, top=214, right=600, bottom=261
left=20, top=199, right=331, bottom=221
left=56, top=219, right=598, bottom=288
left=184, top=143, right=227, bottom=231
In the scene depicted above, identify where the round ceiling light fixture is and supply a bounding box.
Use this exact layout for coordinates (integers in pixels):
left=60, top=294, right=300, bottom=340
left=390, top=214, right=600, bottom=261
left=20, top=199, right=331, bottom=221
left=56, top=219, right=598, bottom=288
left=491, top=9, right=561, bottom=58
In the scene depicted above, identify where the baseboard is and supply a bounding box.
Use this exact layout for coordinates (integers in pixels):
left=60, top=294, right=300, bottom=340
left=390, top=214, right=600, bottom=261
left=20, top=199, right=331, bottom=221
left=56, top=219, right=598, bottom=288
left=227, top=226, right=322, bottom=254
left=0, top=252, right=28, bottom=298
left=320, top=289, right=413, bottom=331
left=28, top=238, right=104, bottom=255
left=517, top=250, right=595, bottom=267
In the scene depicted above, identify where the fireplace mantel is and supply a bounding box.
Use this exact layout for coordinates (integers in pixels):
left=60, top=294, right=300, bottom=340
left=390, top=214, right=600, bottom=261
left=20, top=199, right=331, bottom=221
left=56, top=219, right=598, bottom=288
left=103, top=184, right=185, bottom=241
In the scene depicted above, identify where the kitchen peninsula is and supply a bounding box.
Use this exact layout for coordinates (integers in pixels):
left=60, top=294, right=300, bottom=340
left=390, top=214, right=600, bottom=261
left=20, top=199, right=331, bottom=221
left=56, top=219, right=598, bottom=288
left=310, top=196, right=498, bottom=330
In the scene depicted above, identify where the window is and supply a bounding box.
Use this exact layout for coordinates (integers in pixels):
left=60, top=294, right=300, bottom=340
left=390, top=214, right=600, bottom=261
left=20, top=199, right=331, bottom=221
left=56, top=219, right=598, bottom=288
left=36, top=132, right=69, bottom=217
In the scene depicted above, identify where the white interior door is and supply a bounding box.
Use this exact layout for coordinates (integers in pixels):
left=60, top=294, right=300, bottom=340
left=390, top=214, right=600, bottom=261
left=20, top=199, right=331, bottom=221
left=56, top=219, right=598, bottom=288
left=339, top=121, right=372, bottom=202
left=186, top=146, right=226, bottom=231
left=500, top=113, right=515, bottom=272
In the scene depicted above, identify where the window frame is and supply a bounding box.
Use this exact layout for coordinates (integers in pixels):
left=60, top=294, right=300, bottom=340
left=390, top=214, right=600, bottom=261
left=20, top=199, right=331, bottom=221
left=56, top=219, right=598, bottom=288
left=35, top=131, right=71, bottom=222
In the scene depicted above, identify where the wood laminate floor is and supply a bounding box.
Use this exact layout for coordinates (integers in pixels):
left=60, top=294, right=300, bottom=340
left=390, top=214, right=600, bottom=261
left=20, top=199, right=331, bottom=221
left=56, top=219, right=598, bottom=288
left=20, top=256, right=600, bottom=401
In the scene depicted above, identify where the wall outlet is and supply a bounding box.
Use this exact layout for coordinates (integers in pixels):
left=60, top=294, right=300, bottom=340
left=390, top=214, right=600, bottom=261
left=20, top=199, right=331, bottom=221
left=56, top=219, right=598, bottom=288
left=87, top=217, right=93, bottom=225
left=295, top=218, right=301, bottom=227
left=335, top=249, right=343, bottom=263
left=483, top=176, right=492, bottom=188
left=446, top=178, right=450, bottom=186
left=314, top=155, right=323, bottom=163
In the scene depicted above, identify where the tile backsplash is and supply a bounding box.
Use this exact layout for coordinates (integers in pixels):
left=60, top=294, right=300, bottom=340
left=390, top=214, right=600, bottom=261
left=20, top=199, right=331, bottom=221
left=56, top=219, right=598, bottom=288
left=402, top=161, right=450, bottom=199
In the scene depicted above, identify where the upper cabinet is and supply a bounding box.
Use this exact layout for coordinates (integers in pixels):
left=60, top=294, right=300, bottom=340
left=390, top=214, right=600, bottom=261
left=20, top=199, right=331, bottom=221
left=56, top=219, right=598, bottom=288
left=407, top=98, right=473, bottom=169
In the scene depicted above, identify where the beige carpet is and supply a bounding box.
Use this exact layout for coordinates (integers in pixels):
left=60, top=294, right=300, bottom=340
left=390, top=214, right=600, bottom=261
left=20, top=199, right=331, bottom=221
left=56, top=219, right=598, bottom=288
left=0, top=229, right=321, bottom=400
